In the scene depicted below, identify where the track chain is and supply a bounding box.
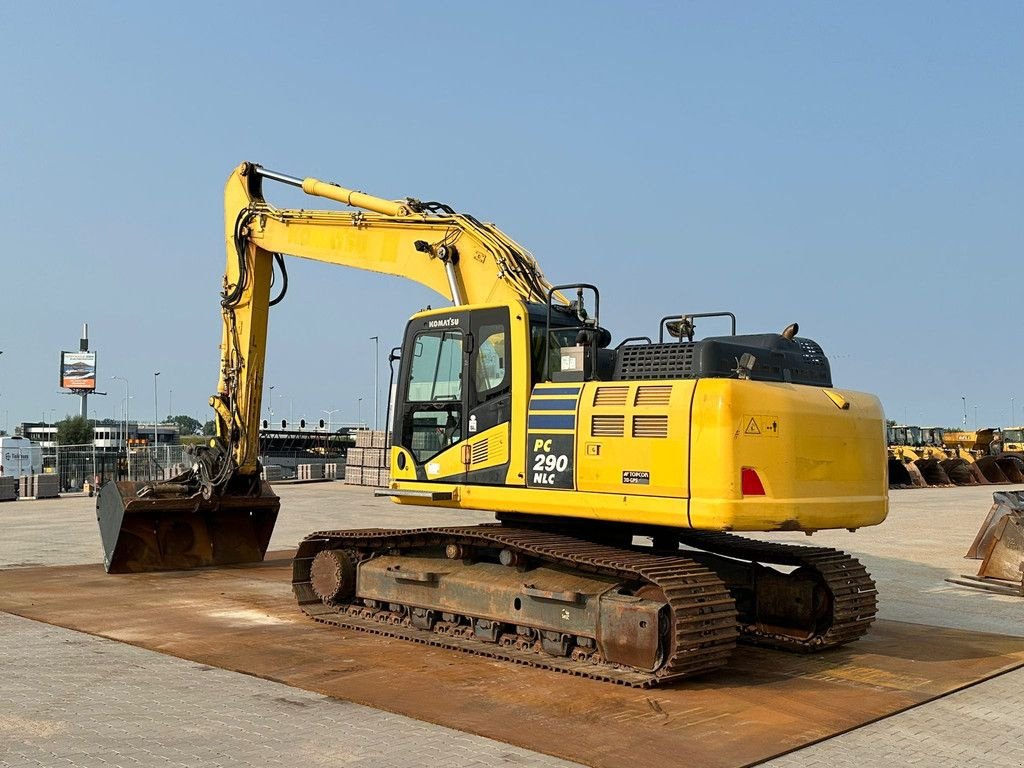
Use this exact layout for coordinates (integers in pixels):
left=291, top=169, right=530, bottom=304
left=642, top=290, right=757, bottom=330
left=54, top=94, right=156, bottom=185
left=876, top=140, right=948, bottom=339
left=676, top=530, right=877, bottom=651
left=293, top=525, right=737, bottom=687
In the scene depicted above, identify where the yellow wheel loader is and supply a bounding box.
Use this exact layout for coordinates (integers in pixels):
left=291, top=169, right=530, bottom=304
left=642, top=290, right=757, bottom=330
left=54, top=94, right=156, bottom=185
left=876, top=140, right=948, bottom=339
left=944, top=430, right=1024, bottom=484
left=97, top=163, right=887, bottom=686
left=887, top=426, right=951, bottom=487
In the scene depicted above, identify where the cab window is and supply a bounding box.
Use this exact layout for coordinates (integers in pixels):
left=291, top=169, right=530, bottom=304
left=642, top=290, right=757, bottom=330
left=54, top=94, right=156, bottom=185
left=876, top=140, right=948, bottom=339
left=475, top=325, right=507, bottom=396
left=408, top=331, right=463, bottom=402
left=405, top=330, right=463, bottom=462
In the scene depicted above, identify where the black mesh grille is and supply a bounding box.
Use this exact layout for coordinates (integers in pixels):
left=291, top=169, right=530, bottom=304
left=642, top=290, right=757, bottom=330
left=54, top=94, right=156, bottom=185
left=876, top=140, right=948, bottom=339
left=612, top=335, right=832, bottom=386
left=614, top=343, right=696, bottom=380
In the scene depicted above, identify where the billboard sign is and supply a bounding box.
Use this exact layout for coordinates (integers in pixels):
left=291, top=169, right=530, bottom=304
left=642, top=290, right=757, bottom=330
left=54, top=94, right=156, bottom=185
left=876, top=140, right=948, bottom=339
left=60, top=351, right=97, bottom=391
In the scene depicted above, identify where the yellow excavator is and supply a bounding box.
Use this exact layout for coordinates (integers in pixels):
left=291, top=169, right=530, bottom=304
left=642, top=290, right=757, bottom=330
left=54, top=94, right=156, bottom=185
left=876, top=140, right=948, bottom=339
left=97, top=162, right=887, bottom=687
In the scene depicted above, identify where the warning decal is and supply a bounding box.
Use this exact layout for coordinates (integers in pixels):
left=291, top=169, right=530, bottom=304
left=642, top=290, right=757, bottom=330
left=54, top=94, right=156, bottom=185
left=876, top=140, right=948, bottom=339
left=743, top=415, right=779, bottom=437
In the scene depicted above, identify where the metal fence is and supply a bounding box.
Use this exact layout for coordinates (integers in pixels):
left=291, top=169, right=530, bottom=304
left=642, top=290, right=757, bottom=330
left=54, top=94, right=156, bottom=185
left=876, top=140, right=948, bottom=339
left=44, top=444, right=189, bottom=491
left=45, top=439, right=350, bottom=490
left=123, top=445, right=189, bottom=483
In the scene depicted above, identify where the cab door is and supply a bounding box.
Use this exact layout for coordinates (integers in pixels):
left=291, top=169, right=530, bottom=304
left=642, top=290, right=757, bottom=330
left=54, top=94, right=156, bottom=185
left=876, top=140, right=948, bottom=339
left=464, top=307, right=512, bottom=484
left=394, top=311, right=470, bottom=482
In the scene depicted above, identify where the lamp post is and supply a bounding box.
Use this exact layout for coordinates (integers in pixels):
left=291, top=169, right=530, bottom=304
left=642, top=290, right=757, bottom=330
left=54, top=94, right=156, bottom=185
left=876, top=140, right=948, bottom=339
left=322, top=408, right=341, bottom=434
left=268, top=384, right=275, bottom=422
left=168, top=388, right=173, bottom=419
left=370, top=336, right=379, bottom=430
left=357, top=397, right=363, bottom=427
left=276, top=391, right=286, bottom=427
left=1012, top=397, right=1016, bottom=426
left=153, top=372, right=161, bottom=448
left=111, top=376, right=131, bottom=479
left=962, top=395, right=967, bottom=428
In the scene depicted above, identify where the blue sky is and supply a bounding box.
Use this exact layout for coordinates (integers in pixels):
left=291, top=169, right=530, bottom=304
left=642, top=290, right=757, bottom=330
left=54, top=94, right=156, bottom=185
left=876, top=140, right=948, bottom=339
left=2, top=2, right=1021, bottom=430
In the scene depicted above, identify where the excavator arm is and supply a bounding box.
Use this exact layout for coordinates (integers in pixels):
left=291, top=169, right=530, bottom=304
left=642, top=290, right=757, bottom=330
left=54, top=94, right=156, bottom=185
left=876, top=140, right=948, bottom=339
left=216, top=162, right=561, bottom=478
left=97, top=161, right=562, bottom=572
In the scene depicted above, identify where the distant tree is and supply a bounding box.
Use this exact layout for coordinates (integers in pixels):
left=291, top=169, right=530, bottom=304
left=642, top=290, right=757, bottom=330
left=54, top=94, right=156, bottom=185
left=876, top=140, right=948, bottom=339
left=167, top=415, right=202, bottom=436
left=885, top=419, right=896, bottom=427
left=56, top=415, right=93, bottom=445
left=202, top=419, right=216, bottom=436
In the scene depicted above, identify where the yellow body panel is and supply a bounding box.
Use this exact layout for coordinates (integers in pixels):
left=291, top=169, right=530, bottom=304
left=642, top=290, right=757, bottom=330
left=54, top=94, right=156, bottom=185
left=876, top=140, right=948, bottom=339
left=391, top=378, right=888, bottom=533
left=686, top=380, right=887, bottom=531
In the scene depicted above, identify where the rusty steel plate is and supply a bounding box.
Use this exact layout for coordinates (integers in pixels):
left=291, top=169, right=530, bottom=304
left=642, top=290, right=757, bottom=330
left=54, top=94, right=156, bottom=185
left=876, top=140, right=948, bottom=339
left=2, top=555, right=1024, bottom=768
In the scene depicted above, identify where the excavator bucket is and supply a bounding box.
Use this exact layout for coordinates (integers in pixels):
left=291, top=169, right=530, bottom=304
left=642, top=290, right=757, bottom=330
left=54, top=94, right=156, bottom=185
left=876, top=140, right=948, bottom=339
left=887, top=457, right=926, bottom=488
left=965, top=491, right=1024, bottom=559
left=940, top=457, right=981, bottom=485
left=973, top=456, right=1010, bottom=484
left=914, top=458, right=952, bottom=486
left=97, top=480, right=279, bottom=573
left=996, top=456, right=1024, bottom=484
left=947, top=491, right=1024, bottom=597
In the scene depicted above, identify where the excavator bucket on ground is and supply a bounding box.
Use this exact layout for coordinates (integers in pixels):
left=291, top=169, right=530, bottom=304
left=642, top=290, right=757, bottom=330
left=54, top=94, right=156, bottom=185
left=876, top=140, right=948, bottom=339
left=97, top=480, right=279, bottom=573
left=974, top=456, right=1024, bottom=484
left=887, top=456, right=927, bottom=488
left=946, top=491, right=1024, bottom=597
left=914, top=458, right=953, bottom=486
left=939, top=457, right=982, bottom=485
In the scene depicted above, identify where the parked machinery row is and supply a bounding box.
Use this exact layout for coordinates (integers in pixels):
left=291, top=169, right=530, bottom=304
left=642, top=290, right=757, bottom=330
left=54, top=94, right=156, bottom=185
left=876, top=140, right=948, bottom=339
left=887, top=425, right=1024, bottom=488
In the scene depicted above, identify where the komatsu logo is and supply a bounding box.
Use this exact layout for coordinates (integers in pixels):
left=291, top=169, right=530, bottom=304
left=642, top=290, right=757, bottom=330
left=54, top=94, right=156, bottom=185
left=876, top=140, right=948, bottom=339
left=427, top=317, right=460, bottom=328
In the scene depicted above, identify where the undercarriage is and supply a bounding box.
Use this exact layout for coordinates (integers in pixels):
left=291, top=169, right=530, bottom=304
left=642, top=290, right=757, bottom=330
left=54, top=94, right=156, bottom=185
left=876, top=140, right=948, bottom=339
left=292, top=522, right=876, bottom=687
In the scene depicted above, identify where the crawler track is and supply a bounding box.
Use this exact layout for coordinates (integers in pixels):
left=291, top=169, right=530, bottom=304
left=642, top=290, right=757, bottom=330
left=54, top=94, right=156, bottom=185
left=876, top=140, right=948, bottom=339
left=293, top=525, right=737, bottom=687
left=677, top=530, right=878, bottom=651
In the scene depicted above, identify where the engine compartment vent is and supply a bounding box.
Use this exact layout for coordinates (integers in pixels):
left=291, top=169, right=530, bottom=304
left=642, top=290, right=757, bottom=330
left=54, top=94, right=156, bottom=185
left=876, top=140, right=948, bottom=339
left=592, top=414, right=626, bottom=437
left=634, top=386, right=672, bottom=406
left=633, top=415, right=669, bottom=438
left=594, top=386, right=629, bottom=407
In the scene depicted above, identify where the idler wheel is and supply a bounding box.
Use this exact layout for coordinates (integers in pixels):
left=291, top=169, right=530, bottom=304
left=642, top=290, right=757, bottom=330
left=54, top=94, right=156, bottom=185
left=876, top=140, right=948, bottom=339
left=310, top=549, right=357, bottom=604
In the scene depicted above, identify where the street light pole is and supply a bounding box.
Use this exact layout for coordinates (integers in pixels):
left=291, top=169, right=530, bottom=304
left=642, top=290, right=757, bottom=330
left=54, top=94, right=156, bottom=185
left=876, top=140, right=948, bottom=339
left=322, top=408, right=341, bottom=434
left=153, top=372, right=161, bottom=448
left=370, top=336, right=379, bottom=430
left=962, top=395, right=967, bottom=428
left=111, top=376, right=130, bottom=479
left=357, top=397, right=363, bottom=427
left=268, top=384, right=275, bottom=422
left=1012, top=397, right=1016, bottom=425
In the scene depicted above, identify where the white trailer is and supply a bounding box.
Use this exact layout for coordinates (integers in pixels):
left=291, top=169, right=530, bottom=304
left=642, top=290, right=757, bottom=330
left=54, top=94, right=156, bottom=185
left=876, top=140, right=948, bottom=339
left=0, top=437, right=43, bottom=478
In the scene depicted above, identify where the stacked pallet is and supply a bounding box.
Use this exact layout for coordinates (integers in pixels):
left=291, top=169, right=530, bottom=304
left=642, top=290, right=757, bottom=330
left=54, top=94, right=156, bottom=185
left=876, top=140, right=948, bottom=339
left=344, top=431, right=391, bottom=487
left=324, top=463, right=339, bottom=480
left=261, top=465, right=284, bottom=482
left=20, top=474, right=58, bottom=499
left=35, top=474, right=59, bottom=498
left=0, top=477, right=16, bottom=502
left=296, top=463, right=325, bottom=481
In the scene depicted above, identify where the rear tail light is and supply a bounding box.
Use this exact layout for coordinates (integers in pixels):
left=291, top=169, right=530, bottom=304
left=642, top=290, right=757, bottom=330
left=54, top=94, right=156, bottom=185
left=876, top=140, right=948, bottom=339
left=741, top=467, right=766, bottom=496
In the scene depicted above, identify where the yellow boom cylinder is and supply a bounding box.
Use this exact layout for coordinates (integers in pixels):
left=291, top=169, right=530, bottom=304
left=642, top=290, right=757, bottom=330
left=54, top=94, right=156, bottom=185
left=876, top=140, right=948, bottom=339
left=301, top=177, right=410, bottom=217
